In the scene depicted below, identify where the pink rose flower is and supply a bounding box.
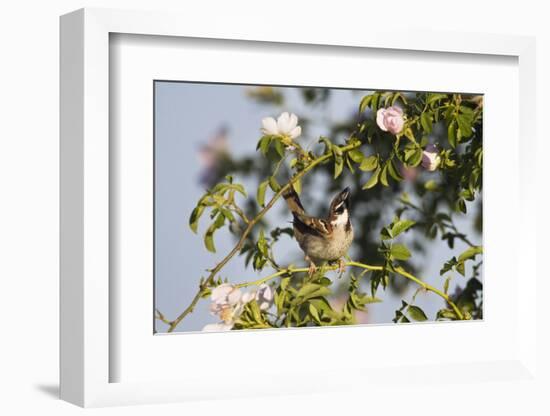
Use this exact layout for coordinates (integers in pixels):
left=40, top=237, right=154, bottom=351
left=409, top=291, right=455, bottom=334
left=421, top=144, right=441, bottom=171
left=376, top=106, right=405, bottom=135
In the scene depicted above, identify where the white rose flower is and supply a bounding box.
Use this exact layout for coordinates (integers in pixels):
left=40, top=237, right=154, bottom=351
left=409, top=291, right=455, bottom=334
left=211, top=283, right=242, bottom=306
left=209, top=283, right=243, bottom=318
left=255, top=284, right=274, bottom=311
left=261, top=112, right=302, bottom=140
left=241, top=290, right=256, bottom=304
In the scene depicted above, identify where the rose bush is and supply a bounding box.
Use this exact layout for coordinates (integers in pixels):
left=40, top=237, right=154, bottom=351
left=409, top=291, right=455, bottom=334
left=157, top=90, right=483, bottom=332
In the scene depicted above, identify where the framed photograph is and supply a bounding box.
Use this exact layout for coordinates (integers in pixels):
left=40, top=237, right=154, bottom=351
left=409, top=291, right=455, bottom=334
left=60, top=8, right=538, bottom=407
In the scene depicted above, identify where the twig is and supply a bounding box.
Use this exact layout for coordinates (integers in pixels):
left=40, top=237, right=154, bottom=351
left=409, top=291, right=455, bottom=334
left=231, top=204, right=250, bottom=224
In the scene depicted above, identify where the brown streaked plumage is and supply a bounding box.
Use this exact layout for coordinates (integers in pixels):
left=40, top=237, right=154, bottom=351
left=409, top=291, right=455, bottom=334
left=283, top=186, right=354, bottom=274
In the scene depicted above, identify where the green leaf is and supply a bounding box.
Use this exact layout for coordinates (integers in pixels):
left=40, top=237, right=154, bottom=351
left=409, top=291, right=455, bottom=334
left=387, top=158, right=403, bottom=181
left=380, top=163, right=389, bottom=187
left=392, top=92, right=407, bottom=105
left=257, top=135, right=272, bottom=155
left=310, top=297, right=337, bottom=317
left=225, top=183, right=247, bottom=197
left=359, top=95, right=372, bottom=113
left=405, top=147, right=423, bottom=167
left=348, top=149, right=364, bottom=163
left=458, top=246, right=483, bottom=262
left=253, top=252, right=267, bottom=271
left=189, top=204, right=205, bottom=233
left=437, top=308, right=458, bottom=320
left=456, top=198, right=467, bottom=213
left=427, top=93, right=448, bottom=105
left=275, top=288, right=286, bottom=314
left=448, top=121, right=457, bottom=149
left=256, top=180, right=268, bottom=207
left=248, top=300, right=263, bottom=323
left=204, top=226, right=217, bottom=253
left=359, top=155, right=378, bottom=171
left=456, top=261, right=465, bottom=276
left=220, top=208, right=235, bottom=222
left=356, top=293, right=382, bottom=305
left=391, top=219, right=415, bottom=237
left=456, top=114, right=473, bottom=138
left=309, top=303, right=321, bottom=323
left=394, top=310, right=410, bottom=323
left=345, top=154, right=355, bottom=174
left=294, top=283, right=331, bottom=303
left=407, top=305, right=428, bottom=321
left=459, top=105, right=475, bottom=118
left=443, top=106, right=454, bottom=121
left=420, top=111, right=433, bottom=134
left=292, top=178, right=302, bottom=194
left=371, top=93, right=381, bottom=110
left=443, top=276, right=451, bottom=294
left=402, top=127, right=415, bottom=143
left=390, top=243, right=411, bottom=260
left=257, top=229, right=268, bottom=256
left=380, top=226, right=393, bottom=240
left=274, top=139, right=285, bottom=157
left=440, top=257, right=457, bottom=276
left=268, top=176, right=281, bottom=192
left=362, top=166, right=381, bottom=189
left=334, top=156, right=344, bottom=179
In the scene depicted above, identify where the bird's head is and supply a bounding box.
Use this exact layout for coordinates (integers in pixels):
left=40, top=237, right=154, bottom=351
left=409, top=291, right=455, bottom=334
left=329, top=187, right=351, bottom=226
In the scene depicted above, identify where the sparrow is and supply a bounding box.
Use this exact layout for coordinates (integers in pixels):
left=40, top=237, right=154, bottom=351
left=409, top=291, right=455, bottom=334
left=283, top=186, right=354, bottom=275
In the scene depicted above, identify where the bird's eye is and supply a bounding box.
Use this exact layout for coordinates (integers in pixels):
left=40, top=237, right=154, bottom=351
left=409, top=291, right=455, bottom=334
left=335, top=206, right=345, bottom=214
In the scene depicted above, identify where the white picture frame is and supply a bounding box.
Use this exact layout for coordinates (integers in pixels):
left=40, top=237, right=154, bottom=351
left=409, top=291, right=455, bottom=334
left=60, top=7, right=538, bottom=408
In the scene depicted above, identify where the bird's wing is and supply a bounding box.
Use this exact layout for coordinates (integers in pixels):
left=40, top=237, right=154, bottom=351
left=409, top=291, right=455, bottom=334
left=292, top=212, right=331, bottom=237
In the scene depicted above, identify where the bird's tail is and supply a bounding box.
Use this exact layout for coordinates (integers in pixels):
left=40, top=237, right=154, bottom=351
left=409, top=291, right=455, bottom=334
left=282, top=186, right=305, bottom=215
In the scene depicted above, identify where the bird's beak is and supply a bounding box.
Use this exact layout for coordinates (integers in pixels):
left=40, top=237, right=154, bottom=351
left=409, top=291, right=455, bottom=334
left=340, top=187, right=351, bottom=208
left=340, top=187, right=350, bottom=200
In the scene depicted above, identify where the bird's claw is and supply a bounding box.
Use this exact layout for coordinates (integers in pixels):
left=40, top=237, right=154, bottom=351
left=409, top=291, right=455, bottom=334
left=306, top=256, right=317, bottom=277
left=338, top=258, right=346, bottom=275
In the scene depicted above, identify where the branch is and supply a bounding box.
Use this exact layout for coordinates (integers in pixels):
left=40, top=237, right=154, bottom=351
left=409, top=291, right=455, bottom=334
left=242, top=261, right=464, bottom=320
left=235, top=261, right=464, bottom=320
left=157, top=260, right=464, bottom=331
left=164, top=141, right=361, bottom=332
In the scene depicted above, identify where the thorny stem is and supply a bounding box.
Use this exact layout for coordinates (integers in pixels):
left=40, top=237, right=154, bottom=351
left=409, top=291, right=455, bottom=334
left=165, top=141, right=361, bottom=332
